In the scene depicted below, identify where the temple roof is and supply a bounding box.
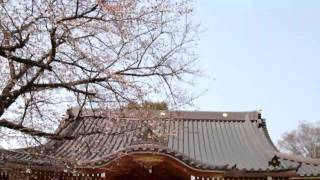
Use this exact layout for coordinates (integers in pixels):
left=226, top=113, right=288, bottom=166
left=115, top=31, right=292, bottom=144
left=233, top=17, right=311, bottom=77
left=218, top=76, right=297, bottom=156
left=1, top=110, right=320, bottom=177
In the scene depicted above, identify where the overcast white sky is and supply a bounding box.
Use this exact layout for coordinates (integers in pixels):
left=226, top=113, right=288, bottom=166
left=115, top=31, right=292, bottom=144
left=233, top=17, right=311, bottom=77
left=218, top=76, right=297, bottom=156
left=193, top=0, right=320, bottom=143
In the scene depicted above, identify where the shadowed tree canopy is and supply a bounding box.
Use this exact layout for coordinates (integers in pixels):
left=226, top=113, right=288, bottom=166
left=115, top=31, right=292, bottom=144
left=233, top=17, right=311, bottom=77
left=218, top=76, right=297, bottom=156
left=127, top=101, right=168, bottom=110
left=0, top=0, right=198, bottom=147
left=278, top=121, right=320, bottom=158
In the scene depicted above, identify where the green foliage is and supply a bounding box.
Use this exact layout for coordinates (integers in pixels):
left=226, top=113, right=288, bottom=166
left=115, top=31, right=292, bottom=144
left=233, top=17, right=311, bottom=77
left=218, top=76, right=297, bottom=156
left=126, top=101, right=168, bottom=110
left=126, top=102, right=141, bottom=110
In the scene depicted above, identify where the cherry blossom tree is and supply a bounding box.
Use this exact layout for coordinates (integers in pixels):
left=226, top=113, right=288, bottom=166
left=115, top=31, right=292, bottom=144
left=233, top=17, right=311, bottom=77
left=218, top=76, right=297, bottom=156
left=278, top=121, right=320, bottom=158
left=0, top=0, right=199, bottom=147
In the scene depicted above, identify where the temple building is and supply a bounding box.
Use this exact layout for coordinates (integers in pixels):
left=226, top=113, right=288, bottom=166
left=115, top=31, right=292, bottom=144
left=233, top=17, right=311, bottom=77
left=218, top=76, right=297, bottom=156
left=0, top=109, right=319, bottom=180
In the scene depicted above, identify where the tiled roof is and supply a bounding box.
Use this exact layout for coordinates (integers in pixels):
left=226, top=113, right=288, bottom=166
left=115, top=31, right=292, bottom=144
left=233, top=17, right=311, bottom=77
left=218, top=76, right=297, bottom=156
left=1, top=110, right=320, bottom=177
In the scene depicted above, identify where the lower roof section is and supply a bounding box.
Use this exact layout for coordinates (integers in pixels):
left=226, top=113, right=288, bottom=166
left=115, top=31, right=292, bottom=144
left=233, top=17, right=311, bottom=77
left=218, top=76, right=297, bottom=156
left=0, top=110, right=319, bottom=177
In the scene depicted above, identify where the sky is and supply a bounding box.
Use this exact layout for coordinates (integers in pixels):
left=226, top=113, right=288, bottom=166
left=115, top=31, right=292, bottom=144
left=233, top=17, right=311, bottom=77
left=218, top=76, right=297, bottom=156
left=193, top=0, right=320, bottom=143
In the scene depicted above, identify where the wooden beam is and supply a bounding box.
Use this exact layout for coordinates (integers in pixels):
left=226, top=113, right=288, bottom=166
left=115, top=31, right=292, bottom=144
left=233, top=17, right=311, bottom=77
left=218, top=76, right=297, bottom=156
left=225, top=169, right=298, bottom=178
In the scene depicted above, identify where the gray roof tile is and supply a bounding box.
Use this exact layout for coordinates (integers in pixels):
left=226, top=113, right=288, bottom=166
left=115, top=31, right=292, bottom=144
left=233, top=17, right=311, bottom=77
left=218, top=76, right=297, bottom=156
left=1, top=110, right=319, bottom=177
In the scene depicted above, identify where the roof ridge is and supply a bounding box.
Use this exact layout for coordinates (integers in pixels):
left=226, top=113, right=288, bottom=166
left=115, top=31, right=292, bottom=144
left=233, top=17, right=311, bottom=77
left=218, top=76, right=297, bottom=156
left=66, top=107, right=261, bottom=120
left=274, top=152, right=320, bottom=165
